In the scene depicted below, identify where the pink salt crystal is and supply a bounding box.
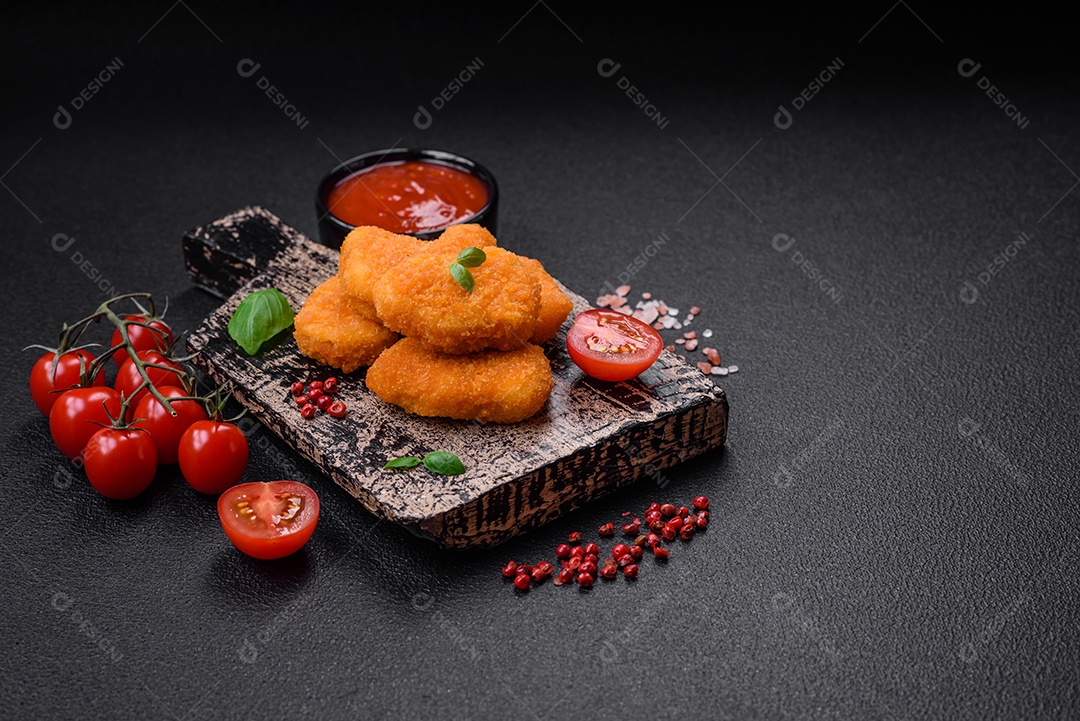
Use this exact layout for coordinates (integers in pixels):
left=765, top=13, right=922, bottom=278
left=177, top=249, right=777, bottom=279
left=696, top=362, right=713, bottom=375
left=639, top=307, right=659, bottom=325
left=685, top=339, right=698, bottom=352
left=616, top=285, right=631, bottom=297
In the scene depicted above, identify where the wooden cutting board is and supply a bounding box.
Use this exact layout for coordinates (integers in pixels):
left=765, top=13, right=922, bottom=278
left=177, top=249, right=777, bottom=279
left=183, top=206, right=728, bottom=549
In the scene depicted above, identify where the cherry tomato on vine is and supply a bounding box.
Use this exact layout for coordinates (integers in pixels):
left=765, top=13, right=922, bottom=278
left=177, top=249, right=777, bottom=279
left=178, top=420, right=249, bottom=494
left=217, top=481, right=320, bottom=560
left=83, top=427, right=158, bottom=499
left=110, top=316, right=173, bottom=367
left=114, top=350, right=183, bottom=407
left=132, top=387, right=208, bottom=465
left=29, top=350, right=106, bottom=416
left=566, top=309, right=664, bottom=382
left=49, top=387, right=123, bottom=459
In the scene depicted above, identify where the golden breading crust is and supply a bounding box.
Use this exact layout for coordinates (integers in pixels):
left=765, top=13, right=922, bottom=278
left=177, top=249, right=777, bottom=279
left=366, top=338, right=553, bottom=423
left=338, top=226, right=425, bottom=313
left=431, top=223, right=498, bottom=251
left=517, top=256, right=573, bottom=343
left=294, top=275, right=398, bottom=373
left=373, top=245, right=541, bottom=354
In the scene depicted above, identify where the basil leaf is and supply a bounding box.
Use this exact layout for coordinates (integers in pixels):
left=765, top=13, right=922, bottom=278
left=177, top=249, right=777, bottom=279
left=228, top=288, right=295, bottom=355
left=455, top=246, right=487, bottom=268
left=384, top=456, right=422, bottom=469
left=449, top=262, right=475, bottom=293
left=423, top=451, right=465, bottom=476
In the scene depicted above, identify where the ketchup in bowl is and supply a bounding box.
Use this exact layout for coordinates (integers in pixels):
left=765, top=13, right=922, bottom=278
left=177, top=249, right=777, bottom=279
left=326, top=160, right=489, bottom=234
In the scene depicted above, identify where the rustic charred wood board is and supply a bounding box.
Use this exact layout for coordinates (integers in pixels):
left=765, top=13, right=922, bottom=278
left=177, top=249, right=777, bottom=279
left=184, top=206, right=728, bottom=549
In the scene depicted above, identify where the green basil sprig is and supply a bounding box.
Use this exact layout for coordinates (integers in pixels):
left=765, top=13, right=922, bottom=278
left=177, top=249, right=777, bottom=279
left=385, top=451, right=465, bottom=476
left=449, top=247, right=487, bottom=293
left=228, top=288, right=295, bottom=355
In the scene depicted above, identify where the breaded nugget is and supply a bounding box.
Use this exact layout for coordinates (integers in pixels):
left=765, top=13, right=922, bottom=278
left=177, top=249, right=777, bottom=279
left=431, top=223, right=498, bottom=251
left=294, top=275, right=398, bottom=373
left=366, top=338, right=553, bottom=423
left=373, top=245, right=541, bottom=354
left=517, top=256, right=573, bottom=343
left=338, top=226, right=425, bottom=315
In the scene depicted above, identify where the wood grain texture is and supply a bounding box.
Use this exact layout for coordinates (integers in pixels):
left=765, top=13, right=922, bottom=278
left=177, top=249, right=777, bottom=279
left=185, top=207, right=728, bottom=549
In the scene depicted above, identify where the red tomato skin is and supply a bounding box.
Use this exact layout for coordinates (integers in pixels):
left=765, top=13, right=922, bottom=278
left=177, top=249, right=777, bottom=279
left=565, top=310, right=664, bottom=382
left=30, top=350, right=106, bottom=416
left=114, top=351, right=183, bottom=407
left=111, top=317, right=173, bottom=366
left=83, top=428, right=158, bottom=499
left=178, top=421, right=249, bottom=494
left=49, top=387, right=123, bottom=459
left=133, top=387, right=209, bottom=465
left=217, top=481, right=320, bottom=560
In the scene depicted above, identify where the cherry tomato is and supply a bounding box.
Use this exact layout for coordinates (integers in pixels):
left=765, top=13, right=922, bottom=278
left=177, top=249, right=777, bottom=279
left=83, top=427, right=158, bottom=499
left=114, top=350, right=183, bottom=407
left=49, top=387, right=123, bottom=459
left=217, top=481, right=320, bottom=560
left=178, top=420, right=249, bottom=494
left=566, top=309, right=664, bottom=382
left=29, top=350, right=106, bottom=416
left=110, top=316, right=173, bottom=366
left=132, top=387, right=208, bottom=465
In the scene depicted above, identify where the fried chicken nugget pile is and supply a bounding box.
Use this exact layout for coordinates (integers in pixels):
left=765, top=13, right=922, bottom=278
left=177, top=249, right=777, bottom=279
left=366, top=338, right=554, bottom=424
left=293, top=275, right=398, bottom=373
left=295, top=223, right=572, bottom=423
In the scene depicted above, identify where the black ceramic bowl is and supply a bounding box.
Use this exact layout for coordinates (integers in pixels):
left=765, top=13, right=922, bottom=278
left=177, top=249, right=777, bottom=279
left=314, top=148, right=498, bottom=248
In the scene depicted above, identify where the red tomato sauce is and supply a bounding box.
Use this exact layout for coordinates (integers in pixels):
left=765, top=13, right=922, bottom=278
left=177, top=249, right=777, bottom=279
left=326, top=160, right=488, bottom=233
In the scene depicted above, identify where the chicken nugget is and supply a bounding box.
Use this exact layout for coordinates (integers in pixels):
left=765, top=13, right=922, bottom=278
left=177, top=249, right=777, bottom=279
left=373, top=245, right=541, bottom=354
left=517, top=256, right=573, bottom=343
left=338, top=225, right=425, bottom=315
left=294, top=275, right=398, bottom=373
left=366, top=338, right=553, bottom=423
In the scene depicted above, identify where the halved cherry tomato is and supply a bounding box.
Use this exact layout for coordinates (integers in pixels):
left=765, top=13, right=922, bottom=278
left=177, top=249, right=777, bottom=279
left=565, top=309, right=664, bottom=382
left=133, top=387, right=208, bottom=465
left=83, top=427, right=157, bottom=500
left=49, top=386, right=123, bottom=459
left=111, top=315, right=173, bottom=366
left=178, top=420, right=249, bottom=494
left=114, top=350, right=183, bottom=407
left=217, top=481, right=319, bottom=560
left=29, top=350, right=106, bottom=416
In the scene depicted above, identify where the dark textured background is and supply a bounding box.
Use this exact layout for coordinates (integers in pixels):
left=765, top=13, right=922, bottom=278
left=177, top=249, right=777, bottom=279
left=2, top=3, right=1077, bottom=720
